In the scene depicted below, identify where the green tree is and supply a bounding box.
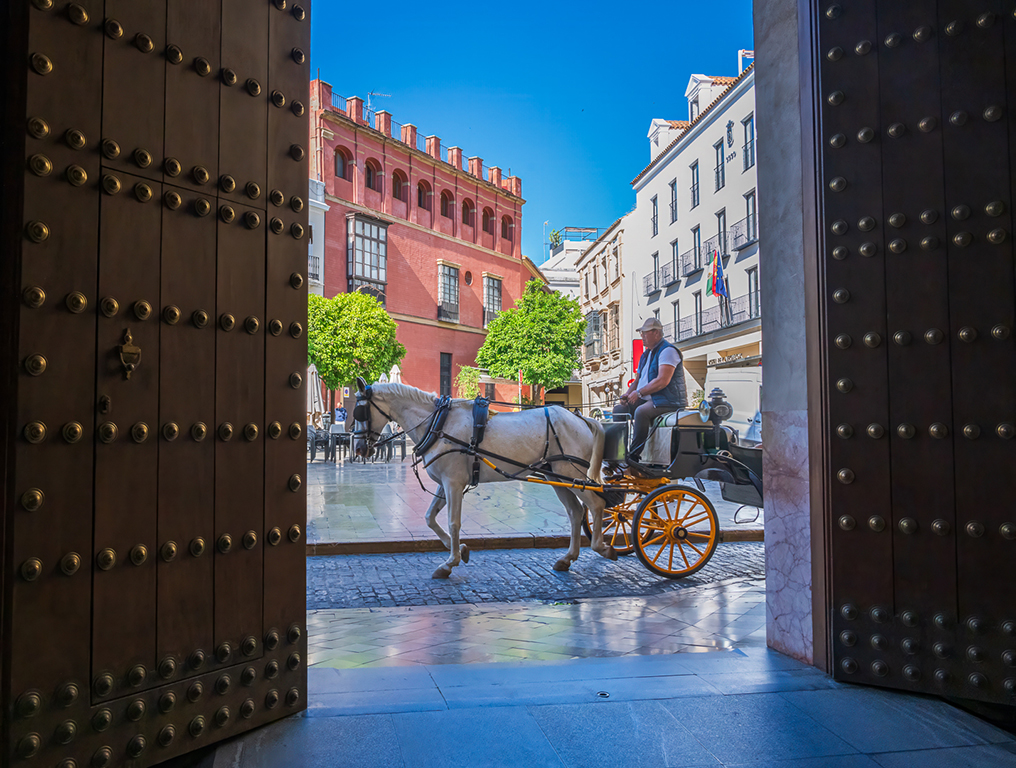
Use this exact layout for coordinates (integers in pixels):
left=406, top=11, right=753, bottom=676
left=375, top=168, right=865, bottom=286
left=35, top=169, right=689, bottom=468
left=476, top=279, right=584, bottom=404
left=455, top=365, right=482, bottom=399
left=549, top=229, right=563, bottom=248
left=307, top=292, right=406, bottom=391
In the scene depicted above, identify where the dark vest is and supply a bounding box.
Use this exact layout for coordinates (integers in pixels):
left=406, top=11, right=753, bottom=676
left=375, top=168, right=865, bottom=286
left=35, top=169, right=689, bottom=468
left=637, top=339, right=687, bottom=408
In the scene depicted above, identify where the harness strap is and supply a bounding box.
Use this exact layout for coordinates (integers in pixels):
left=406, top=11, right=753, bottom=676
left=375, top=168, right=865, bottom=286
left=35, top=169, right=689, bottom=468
left=414, top=396, right=452, bottom=455
left=469, top=397, right=491, bottom=487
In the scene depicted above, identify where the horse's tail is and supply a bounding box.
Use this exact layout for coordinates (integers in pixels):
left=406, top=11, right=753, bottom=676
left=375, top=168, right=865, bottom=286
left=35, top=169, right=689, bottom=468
left=578, top=415, right=605, bottom=485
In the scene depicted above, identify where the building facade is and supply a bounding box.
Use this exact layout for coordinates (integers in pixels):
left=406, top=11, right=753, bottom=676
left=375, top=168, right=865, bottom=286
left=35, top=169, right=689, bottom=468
left=628, top=65, right=761, bottom=437
left=309, top=79, right=542, bottom=401
left=575, top=215, right=632, bottom=417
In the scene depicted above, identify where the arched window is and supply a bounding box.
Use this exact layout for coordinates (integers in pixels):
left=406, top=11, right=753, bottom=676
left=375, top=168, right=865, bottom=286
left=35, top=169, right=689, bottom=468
left=501, top=215, right=514, bottom=240
left=461, top=199, right=474, bottom=226
left=440, top=190, right=454, bottom=218
left=334, top=147, right=352, bottom=181
left=482, top=207, right=494, bottom=234
left=417, top=180, right=431, bottom=210
left=391, top=169, right=407, bottom=202
left=364, top=158, right=382, bottom=192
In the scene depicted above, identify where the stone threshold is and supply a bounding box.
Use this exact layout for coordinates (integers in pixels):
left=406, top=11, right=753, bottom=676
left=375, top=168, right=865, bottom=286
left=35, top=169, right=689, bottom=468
left=306, top=528, right=763, bottom=556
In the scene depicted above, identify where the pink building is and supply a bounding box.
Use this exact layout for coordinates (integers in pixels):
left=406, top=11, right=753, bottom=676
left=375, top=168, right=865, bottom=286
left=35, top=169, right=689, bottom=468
left=309, top=79, right=541, bottom=401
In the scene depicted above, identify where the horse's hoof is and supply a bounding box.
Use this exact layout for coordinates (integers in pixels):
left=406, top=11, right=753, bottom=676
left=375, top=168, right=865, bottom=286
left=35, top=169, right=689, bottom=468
left=431, top=565, right=452, bottom=579
left=604, top=545, right=618, bottom=561
left=553, top=559, right=571, bottom=572
left=460, top=544, right=470, bottom=564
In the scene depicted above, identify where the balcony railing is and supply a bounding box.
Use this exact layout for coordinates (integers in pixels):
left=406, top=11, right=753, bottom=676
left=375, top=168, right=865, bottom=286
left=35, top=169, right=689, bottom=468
left=663, top=292, right=761, bottom=345
left=483, top=308, right=499, bottom=327
left=643, top=272, right=660, bottom=296
left=730, top=214, right=759, bottom=250
left=701, top=230, right=730, bottom=260
left=308, top=255, right=321, bottom=283
left=437, top=302, right=459, bottom=323
left=680, top=246, right=704, bottom=276
left=660, top=260, right=680, bottom=287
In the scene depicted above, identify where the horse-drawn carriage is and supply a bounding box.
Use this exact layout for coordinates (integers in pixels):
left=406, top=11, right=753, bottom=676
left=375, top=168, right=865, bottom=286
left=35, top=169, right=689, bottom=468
left=352, top=380, right=762, bottom=581
left=581, top=388, right=763, bottom=579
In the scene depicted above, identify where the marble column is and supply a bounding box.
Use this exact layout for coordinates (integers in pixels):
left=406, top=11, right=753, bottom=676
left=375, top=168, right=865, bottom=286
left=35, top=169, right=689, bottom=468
left=754, top=0, right=823, bottom=665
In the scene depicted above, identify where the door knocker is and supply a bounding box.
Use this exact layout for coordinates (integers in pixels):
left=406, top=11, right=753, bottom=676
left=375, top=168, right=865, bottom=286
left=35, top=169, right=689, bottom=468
left=119, top=329, right=141, bottom=379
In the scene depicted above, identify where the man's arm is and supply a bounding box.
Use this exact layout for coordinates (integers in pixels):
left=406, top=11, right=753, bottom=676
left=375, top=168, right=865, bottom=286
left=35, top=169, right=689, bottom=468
left=637, top=364, right=676, bottom=398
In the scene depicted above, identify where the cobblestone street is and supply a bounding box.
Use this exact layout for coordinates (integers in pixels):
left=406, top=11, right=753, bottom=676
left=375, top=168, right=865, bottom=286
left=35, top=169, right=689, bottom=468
left=307, top=543, right=765, bottom=610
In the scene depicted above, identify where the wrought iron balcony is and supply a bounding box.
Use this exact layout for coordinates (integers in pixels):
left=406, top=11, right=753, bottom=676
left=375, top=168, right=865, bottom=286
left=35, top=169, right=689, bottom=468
left=643, top=272, right=660, bottom=296
left=663, top=292, right=761, bottom=344
left=680, top=246, right=704, bottom=277
left=660, top=260, right=680, bottom=287
left=308, top=255, right=321, bottom=283
left=730, top=214, right=759, bottom=250
left=437, top=302, right=459, bottom=323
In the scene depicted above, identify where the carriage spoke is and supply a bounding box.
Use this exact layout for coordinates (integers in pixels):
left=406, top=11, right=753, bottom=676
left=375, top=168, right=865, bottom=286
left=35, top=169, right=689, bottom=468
left=685, top=530, right=712, bottom=540
left=642, top=519, right=668, bottom=531
left=676, top=541, right=691, bottom=569
left=668, top=543, right=674, bottom=572
left=680, top=513, right=711, bottom=528
left=650, top=542, right=668, bottom=565
left=643, top=533, right=666, bottom=547
left=685, top=539, right=705, bottom=557
left=677, top=503, right=705, bottom=524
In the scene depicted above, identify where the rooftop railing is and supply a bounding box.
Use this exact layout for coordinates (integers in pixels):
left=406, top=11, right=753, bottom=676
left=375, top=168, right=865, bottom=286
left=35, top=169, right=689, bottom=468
left=332, top=93, right=347, bottom=112
left=389, top=118, right=405, bottom=142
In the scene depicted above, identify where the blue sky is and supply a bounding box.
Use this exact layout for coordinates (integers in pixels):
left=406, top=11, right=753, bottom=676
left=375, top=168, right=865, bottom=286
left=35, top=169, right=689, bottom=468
left=310, top=1, right=754, bottom=264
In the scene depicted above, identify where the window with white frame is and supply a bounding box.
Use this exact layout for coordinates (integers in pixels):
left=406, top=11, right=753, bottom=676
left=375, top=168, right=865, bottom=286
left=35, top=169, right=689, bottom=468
left=438, top=264, right=459, bottom=322
left=745, top=190, right=757, bottom=240
left=608, top=305, right=619, bottom=351
left=651, top=196, right=658, bottom=237
left=692, top=226, right=702, bottom=270
left=483, top=275, right=502, bottom=327
left=748, top=267, right=760, bottom=318
left=694, top=291, right=703, bottom=335
left=669, top=180, right=678, bottom=223
left=584, top=310, right=602, bottom=358
left=743, top=113, right=756, bottom=171
left=690, top=162, right=700, bottom=208
left=714, top=141, right=725, bottom=191
left=347, top=215, right=388, bottom=305
left=716, top=209, right=727, bottom=255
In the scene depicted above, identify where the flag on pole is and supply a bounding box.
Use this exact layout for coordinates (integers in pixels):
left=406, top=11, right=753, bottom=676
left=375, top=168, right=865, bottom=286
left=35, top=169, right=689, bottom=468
left=714, top=250, right=729, bottom=300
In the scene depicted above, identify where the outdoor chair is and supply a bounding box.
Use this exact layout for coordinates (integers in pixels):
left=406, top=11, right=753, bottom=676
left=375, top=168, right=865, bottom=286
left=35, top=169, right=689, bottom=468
left=307, top=426, right=330, bottom=462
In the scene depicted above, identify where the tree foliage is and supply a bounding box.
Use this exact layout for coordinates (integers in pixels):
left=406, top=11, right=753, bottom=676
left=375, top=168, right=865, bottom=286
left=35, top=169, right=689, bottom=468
left=476, top=280, right=584, bottom=403
left=307, top=292, right=406, bottom=391
left=455, top=365, right=482, bottom=399
left=549, top=229, right=563, bottom=248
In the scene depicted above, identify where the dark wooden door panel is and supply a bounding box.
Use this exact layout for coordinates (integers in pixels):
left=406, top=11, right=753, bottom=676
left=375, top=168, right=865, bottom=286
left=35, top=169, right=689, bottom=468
left=3, top=2, right=310, bottom=765
left=165, top=0, right=223, bottom=193
left=818, top=0, right=1016, bottom=703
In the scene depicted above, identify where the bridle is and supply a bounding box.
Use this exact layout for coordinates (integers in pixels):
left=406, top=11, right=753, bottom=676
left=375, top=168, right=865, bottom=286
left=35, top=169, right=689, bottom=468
left=352, top=386, right=395, bottom=456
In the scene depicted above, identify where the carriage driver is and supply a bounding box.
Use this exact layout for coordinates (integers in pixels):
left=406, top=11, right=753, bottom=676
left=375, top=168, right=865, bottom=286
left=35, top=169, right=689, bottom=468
left=612, top=317, right=688, bottom=471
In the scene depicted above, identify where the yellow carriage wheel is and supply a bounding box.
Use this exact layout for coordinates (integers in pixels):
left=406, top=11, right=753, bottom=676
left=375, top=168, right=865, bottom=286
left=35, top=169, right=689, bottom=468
left=632, top=484, right=719, bottom=579
left=582, top=492, right=641, bottom=556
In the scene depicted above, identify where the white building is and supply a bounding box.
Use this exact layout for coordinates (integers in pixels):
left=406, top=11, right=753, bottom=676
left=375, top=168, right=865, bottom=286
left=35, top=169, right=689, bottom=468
left=539, top=227, right=604, bottom=299
left=307, top=177, right=329, bottom=297
left=628, top=64, right=761, bottom=438
left=574, top=215, right=632, bottom=417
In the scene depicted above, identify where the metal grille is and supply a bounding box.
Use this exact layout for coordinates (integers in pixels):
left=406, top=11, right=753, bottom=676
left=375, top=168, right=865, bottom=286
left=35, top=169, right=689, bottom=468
left=438, top=265, right=459, bottom=322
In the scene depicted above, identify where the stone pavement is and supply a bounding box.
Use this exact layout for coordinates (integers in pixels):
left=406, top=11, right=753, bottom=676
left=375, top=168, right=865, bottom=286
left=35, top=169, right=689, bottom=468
left=306, top=575, right=768, bottom=670
left=307, top=544, right=765, bottom=609
left=191, top=645, right=1016, bottom=767
left=305, top=458, right=763, bottom=550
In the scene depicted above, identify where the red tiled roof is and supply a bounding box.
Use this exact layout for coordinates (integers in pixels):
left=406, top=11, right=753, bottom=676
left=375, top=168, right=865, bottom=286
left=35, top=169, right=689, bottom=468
left=707, top=76, right=738, bottom=85
left=631, top=63, right=755, bottom=186
left=666, top=120, right=692, bottom=129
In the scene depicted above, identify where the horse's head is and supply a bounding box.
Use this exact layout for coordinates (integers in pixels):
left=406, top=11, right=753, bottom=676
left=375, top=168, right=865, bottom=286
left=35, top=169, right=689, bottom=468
left=352, top=376, right=380, bottom=459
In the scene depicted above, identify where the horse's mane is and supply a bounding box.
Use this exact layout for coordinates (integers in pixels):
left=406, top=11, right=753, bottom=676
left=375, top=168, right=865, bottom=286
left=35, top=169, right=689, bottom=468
left=371, top=381, right=439, bottom=407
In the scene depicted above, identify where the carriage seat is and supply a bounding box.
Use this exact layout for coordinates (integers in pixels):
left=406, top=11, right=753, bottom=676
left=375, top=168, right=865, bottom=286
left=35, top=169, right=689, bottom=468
left=652, top=409, right=705, bottom=428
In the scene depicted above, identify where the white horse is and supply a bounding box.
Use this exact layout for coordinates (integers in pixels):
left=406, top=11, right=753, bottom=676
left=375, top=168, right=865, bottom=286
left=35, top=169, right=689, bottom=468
left=351, top=378, right=617, bottom=579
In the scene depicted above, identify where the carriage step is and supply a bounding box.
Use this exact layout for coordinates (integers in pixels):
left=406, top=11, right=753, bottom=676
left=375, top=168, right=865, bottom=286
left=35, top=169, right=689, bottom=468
left=306, top=528, right=763, bottom=557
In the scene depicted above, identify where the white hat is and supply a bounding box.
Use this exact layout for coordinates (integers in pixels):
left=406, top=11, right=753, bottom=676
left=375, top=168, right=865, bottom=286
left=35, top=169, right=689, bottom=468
left=637, top=317, right=664, bottom=333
